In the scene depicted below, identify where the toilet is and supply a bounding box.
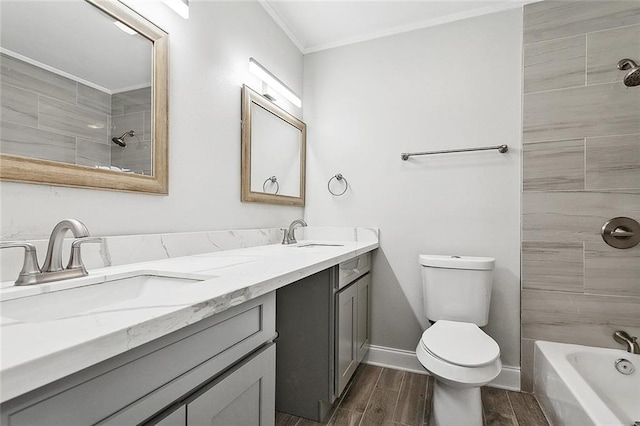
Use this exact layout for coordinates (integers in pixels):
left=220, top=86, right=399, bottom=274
left=415, top=255, right=501, bottom=426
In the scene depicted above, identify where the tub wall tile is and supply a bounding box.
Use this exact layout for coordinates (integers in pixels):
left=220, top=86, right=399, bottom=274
left=522, top=289, right=640, bottom=348
left=523, top=35, right=585, bottom=93
left=523, top=1, right=640, bottom=44
left=39, top=97, right=108, bottom=143
left=523, top=82, right=640, bottom=143
left=0, top=120, right=76, bottom=163
left=77, top=138, right=111, bottom=168
left=77, top=83, right=112, bottom=115
left=0, top=83, right=38, bottom=127
left=0, top=53, right=76, bottom=103
left=587, top=24, right=640, bottom=85
left=521, top=1, right=640, bottom=391
left=522, top=191, right=640, bottom=243
left=586, top=134, right=640, bottom=190
left=521, top=242, right=583, bottom=292
left=522, top=139, right=584, bottom=191
left=519, top=339, right=536, bottom=393
left=584, top=242, right=640, bottom=297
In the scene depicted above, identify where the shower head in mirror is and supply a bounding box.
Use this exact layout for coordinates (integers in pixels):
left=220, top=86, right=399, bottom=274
left=111, top=130, right=135, bottom=147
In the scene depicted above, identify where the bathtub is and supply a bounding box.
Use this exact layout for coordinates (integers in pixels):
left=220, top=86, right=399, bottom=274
left=534, top=341, right=640, bottom=426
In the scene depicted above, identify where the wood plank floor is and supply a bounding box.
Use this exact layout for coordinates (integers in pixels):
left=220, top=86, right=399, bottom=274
left=276, top=364, right=550, bottom=426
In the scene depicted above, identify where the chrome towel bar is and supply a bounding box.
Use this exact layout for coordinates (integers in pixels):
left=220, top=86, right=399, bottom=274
left=400, top=144, right=508, bottom=160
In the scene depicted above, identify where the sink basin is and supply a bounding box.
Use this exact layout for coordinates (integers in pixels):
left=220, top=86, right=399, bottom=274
left=296, top=243, right=344, bottom=248
left=1, top=271, right=215, bottom=322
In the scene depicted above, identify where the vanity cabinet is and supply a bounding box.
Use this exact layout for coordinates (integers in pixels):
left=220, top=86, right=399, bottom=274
left=152, top=344, right=275, bottom=426
left=276, top=252, right=372, bottom=422
left=336, top=272, right=371, bottom=396
left=1, top=293, right=276, bottom=426
left=185, top=344, right=275, bottom=425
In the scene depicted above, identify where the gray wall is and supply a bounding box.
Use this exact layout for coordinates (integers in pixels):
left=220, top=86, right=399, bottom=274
left=521, top=1, right=640, bottom=391
left=304, top=9, right=523, bottom=368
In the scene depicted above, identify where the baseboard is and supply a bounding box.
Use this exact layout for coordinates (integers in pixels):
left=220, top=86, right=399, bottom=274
left=362, top=345, right=427, bottom=374
left=362, top=345, right=521, bottom=391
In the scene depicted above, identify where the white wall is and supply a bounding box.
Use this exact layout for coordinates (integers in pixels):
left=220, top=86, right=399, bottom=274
left=303, top=9, right=523, bottom=367
left=0, top=0, right=304, bottom=240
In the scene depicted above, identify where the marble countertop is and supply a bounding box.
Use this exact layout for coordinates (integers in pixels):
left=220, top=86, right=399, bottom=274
left=0, top=239, right=378, bottom=403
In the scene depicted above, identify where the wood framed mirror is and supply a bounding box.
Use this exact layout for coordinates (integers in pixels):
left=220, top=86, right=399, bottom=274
left=241, top=85, right=306, bottom=206
left=0, top=0, right=168, bottom=194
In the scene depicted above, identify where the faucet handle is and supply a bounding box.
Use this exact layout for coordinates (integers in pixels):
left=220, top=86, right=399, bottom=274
left=0, top=242, right=41, bottom=286
left=67, top=237, right=103, bottom=273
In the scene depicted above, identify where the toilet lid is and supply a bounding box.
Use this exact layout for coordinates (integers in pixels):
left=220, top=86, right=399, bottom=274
left=421, top=320, right=500, bottom=367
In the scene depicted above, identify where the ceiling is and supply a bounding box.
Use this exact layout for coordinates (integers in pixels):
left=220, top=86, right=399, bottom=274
left=259, top=0, right=534, bottom=54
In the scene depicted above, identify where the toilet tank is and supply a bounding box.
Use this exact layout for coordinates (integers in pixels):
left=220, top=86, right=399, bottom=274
left=420, top=255, right=495, bottom=326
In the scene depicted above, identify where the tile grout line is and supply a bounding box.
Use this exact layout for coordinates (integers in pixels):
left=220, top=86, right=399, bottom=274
left=356, top=367, right=384, bottom=426
left=422, top=376, right=431, bottom=426
left=325, top=372, right=357, bottom=425
left=391, top=371, right=407, bottom=425
left=505, top=391, right=520, bottom=426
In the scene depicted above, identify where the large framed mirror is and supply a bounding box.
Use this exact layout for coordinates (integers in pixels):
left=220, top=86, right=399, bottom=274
left=0, top=0, right=168, bottom=194
left=241, top=85, right=306, bottom=206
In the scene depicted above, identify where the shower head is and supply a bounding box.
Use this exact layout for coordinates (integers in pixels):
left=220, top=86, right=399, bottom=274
left=111, top=130, right=135, bottom=147
left=617, top=58, right=640, bottom=87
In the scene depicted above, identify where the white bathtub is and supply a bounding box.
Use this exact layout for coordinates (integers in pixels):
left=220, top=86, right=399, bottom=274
left=534, top=341, right=640, bottom=426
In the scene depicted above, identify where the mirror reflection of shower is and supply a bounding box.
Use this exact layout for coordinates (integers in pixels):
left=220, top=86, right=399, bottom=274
left=618, top=58, right=640, bottom=87
left=111, top=130, right=135, bottom=147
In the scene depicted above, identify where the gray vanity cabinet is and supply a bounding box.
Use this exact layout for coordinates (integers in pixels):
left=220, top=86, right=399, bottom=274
left=336, top=280, right=358, bottom=396
left=356, top=273, right=371, bottom=362
left=154, top=406, right=186, bottom=426
left=276, top=252, right=373, bottom=422
left=1, top=293, right=276, bottom=426
left=154, top=343, right=276, bottom=426
left=336, top=272, right=371, bottom=396
left=186, top=344, right=275, bottom=425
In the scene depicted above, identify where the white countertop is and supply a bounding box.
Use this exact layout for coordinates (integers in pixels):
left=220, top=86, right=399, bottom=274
left=0, top=239, right=378, bottom=403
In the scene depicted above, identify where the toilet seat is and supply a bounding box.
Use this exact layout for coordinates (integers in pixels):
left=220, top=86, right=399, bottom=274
left=416, top=320, right=501, bottom=388
left=421, top=320, right=499, bottom=367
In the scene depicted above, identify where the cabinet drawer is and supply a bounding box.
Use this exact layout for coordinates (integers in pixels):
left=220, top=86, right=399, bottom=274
left=338, top=252, right=371, bottom=289
left=4, top=293, right=275, bottom=426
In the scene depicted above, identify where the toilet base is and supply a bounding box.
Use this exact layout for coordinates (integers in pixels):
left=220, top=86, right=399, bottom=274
left=430, top=379, right=483, bottom=426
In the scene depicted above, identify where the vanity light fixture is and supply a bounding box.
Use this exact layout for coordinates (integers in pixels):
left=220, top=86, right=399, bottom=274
left=163, top=0, right=189, bottom=19
left=249, top=57, right=302, bottom=108
left=113, top=21, right=137, bottom=35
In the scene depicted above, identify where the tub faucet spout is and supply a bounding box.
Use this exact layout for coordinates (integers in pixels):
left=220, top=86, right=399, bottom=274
left=613, top=330, right=640, bottom=354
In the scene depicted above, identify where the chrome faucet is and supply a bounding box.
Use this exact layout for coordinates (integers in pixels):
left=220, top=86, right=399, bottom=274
left=613, top=330, right=640, bottom=354
left=0, top=219, right=101, bottom=286
left=282, top=219, right=307, bottom=245
left=42, top=219, right=90, bottom=272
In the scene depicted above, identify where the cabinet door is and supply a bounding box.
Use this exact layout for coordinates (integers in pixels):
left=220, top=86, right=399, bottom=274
left=154, top=406, right=186, bottom=426
left=356, top=274, right=371, bottom=363
left=187, top=344, right=275, bottom=426
left=336, top=283, right=358, bottom=396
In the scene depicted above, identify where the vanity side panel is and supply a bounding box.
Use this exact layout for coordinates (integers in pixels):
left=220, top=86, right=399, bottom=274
left=275, top=268, right=335, bottom=422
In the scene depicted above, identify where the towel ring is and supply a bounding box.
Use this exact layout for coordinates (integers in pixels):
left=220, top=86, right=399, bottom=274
left=328, top=173, right=348, bottom=196
left=262, top=176, right=279, bottom=194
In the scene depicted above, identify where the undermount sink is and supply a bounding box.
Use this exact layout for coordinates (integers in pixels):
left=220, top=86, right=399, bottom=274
left=296, top=243, right=345, bottom=248
left=1, top=271, right=215, bottom=323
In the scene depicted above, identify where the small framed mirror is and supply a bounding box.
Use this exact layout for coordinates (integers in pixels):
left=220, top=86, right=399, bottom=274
left=0, top=0, right=168, bottom=194
left=241, top=85, right=306, bottom=206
